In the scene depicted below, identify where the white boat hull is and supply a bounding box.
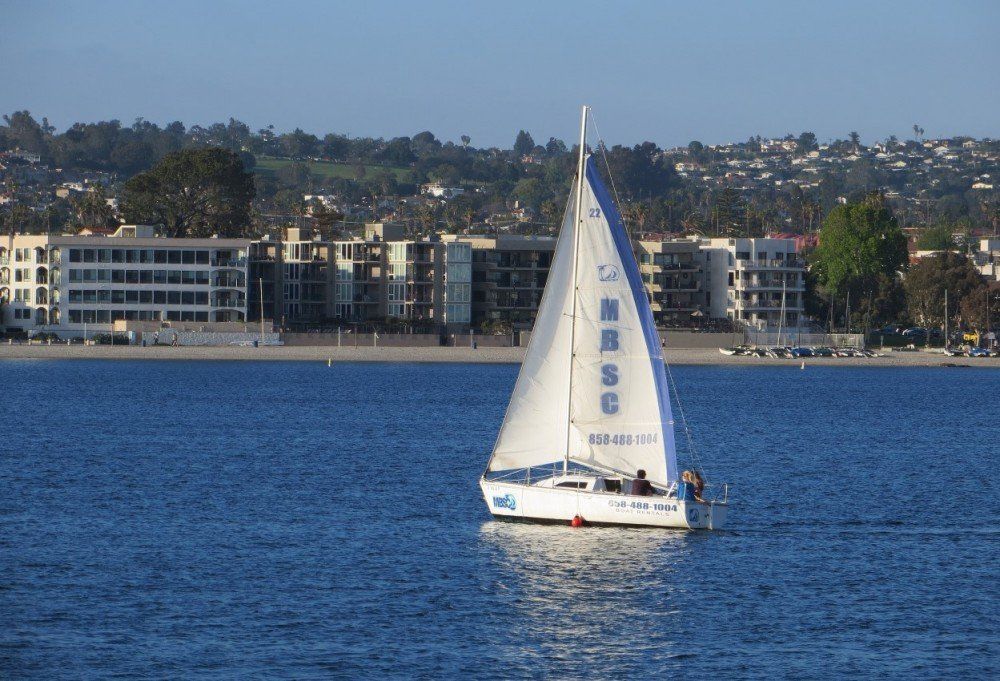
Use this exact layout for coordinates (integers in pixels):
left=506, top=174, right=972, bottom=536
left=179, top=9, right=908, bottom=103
left=480, top=479, right=727, bottom=530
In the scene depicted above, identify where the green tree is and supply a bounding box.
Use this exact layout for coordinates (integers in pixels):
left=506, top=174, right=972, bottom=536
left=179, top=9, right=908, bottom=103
left=915, top=223, right=957, bottom=251
left=2, top=111, right=48, bottom=155
left=513, top=130, right=535, bottom=157
left=812, top=194, right=909, bottom=296
left=958, top=286, right=1000, bottom=331
left=309, top=200, right=344, bottom=232
left=121, top=148, right=254, bottom=238
left=512, top=177, right=547, bottom=210
left=905, top=252, right=984, bottom=328
left=849, top=131, right=861, bottom=153
left=71, top=187, right=118, bottom=228
left=796, top=131, right=818, bottom=153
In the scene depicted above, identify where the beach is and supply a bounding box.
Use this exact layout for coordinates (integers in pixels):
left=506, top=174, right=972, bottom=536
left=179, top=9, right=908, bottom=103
left=0, top=342, right=996, bottom=366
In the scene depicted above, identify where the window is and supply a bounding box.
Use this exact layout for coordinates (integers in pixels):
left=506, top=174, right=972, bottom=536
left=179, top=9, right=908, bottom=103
left=335, top=263, right=352, bottom=281
left=167, top=291, right=181, bottom=304
left=388, top=302, right=405, bottom=317
left=446, top=263, right=471, bottom=282
left=446, top=303, right=470, bottom=323
left=735, top=251, right=750, bottom=260
left=69, top=249, right=82, bottom=263
left=446, top=243, right=471, bottom=262
left=167, top=251, right=181, bottom=264
left=182, top=251, right=195, bottom=265
left=446, top=283, right=470, bottom=303
left=388, top=263, right=406, bottom=281
left=388, top=242, right=408, bottom=261
left=195, top=251, right=209, bottom=265
left=335, top=283, right=352, bottom=301
left=555, top=481, right=587, bottom=489
left=388, top=282, right=406, bottom=302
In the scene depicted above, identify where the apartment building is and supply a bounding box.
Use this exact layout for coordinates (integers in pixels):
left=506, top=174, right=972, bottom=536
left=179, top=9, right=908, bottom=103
left=1, top=223, right=807, bottom=338
left=250, top=227, right=332, bottom=327
left=249, top=224, right=471, bottom=330
left=973, top=238, right=1000, bottom=281
left=635, top=239, right=706, bottom=327
left=702, top=237, right=806, bottom=329
left=0, top=225, right=251, bottom=336
left=441, top=234, right=555, bottom=329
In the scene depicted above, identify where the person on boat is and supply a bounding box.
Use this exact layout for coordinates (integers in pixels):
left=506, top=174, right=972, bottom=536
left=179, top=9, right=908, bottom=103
left=630, top=469, right=654, bottom=496
left=691, top=470, right=706, bottom=503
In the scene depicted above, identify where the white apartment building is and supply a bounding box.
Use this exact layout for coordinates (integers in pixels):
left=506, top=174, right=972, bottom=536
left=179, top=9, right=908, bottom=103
left=0, top=226, right=251, bottom=337
left=701, top=237, right=806, bottom=330
left=973, top=238, right=1000, bottom=281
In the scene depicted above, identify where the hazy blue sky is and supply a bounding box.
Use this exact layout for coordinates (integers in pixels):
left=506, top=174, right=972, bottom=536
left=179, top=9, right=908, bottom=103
left=3, top=0, right=998, bottom=148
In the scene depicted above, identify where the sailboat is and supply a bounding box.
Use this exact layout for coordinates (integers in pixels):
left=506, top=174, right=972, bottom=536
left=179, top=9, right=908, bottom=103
left=479, top=107, right=728, bottom=530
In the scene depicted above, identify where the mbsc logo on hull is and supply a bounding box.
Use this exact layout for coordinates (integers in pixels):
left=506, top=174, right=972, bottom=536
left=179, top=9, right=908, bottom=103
left=492, top=494, right=517, bottom=510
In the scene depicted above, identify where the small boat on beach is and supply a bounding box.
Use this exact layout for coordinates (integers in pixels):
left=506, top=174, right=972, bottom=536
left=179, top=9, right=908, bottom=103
left=479, top=107, right=727, bottom=530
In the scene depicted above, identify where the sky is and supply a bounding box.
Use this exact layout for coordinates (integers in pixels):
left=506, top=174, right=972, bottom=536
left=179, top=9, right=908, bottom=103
left=2, top=0, right=998, bottom=149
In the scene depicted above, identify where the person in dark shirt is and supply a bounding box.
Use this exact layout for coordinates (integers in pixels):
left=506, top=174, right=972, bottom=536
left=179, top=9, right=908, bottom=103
left=629, top=469, right=654, bottom=496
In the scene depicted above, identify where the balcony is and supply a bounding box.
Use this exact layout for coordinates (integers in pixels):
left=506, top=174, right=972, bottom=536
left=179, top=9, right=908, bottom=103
left=213, top=276, right=246, bottom=288
left=739, top=279, right=804, bottom=291
left=211, top=258, right=248, bottom=268
left=734, top=257, right=805, bottom=271
left=212, top=296, right=247, bottom=309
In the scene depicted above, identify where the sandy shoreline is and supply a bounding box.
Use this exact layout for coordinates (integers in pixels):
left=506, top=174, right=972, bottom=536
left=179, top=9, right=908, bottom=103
left=0, top=343, right=996, bottom=367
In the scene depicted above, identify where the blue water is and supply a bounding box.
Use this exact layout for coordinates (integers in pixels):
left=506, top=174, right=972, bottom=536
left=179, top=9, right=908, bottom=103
left=1, top=361, right=997, bottom=678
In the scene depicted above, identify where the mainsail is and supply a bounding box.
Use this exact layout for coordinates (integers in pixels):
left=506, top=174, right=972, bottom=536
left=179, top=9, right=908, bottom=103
left=487, top=153, right=679, bottom=487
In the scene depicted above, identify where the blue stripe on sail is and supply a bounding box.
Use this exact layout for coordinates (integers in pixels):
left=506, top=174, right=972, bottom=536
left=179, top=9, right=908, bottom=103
left=585, top=157, right=678, bottom=483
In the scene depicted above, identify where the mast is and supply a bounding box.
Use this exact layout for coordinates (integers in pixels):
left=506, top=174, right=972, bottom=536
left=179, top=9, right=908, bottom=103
left=564, top=104, right=588, bottom=475
left=778, top=277, right=786, bottom=347
left=944, top=288, right=948, bottom=349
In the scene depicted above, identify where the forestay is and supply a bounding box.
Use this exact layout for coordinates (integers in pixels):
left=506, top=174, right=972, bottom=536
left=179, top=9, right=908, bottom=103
left=487, top=155, right=679, bottom=487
